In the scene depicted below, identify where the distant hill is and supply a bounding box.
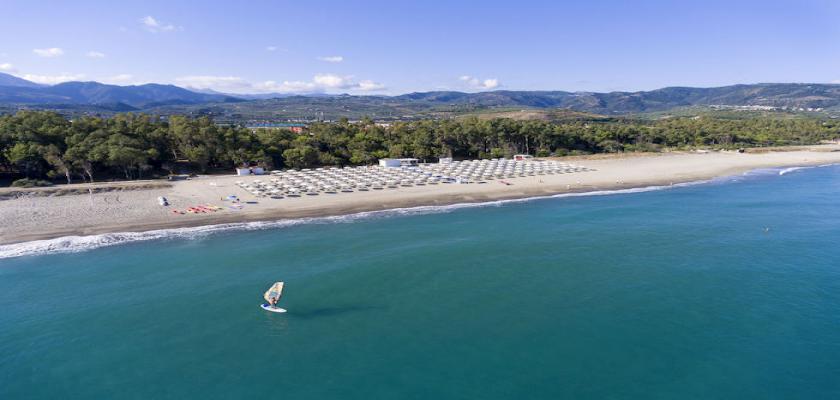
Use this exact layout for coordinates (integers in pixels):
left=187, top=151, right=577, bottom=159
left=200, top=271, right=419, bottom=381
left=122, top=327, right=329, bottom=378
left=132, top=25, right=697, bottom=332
left=0, top=72, right=43, bottom=88
left=2, top=76, right=840, bottom=119
left=0, top=74, right=242, bottom=108
left=458, top=108, right=617, bottom=123
left=390, top=84, right=840, bottom=113
left=147, top=83, right=840, bottom=120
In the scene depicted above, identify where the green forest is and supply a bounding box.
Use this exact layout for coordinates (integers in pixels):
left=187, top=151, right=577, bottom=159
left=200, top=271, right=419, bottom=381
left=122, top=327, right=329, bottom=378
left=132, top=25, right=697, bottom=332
left=1, top=110, right=838, bottom=186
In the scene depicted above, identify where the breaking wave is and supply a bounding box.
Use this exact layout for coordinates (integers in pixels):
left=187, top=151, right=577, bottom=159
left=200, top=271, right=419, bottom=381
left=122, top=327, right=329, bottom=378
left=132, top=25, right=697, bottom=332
left=729, top=163, right=837, bottom=180
left=778, top=166, right=814, bottom=176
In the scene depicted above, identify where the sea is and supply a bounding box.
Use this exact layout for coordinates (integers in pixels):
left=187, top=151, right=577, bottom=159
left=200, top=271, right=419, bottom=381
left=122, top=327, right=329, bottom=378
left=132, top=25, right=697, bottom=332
left=2, top=165, right=840, bottom=399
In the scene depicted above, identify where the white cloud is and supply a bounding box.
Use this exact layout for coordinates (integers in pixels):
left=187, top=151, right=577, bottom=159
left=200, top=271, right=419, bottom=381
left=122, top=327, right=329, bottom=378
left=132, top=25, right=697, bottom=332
left=313, top=73, right=348, bottom=88
left=317, top=56, right=344, bottom=63
left=0, top=63, right=15, bottom=72
left=86, top=51, right=106, bottom=58
left=139, top=16, right=178, bottom=33
left=266, top=46, right=277, bottom=52
left=357, top=80, right=386, bottom=91
left=20, top=73, right=85, bottom=85
left=33, top=47, right=64, bottom=57
left=175, top=73, right=386, bottom=94
left=259, top=80, right=314, bottom=93
left=261, top=74, right=386, bottom=93
left=481, top=78, right=499, bottom=89
left=175, top=76, right=249, bottom=92
left=459, top=75, right=500, bottom=90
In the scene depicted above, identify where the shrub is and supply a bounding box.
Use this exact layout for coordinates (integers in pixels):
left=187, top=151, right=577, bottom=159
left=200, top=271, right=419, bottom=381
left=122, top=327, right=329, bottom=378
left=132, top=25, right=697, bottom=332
left=489, top=148, right=506, bottom=159
left=11, top=178, right=54, bottom=188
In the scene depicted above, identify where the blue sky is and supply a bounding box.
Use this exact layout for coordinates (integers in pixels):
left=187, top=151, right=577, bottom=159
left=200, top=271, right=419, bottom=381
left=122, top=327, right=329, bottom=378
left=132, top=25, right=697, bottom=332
left=1, top=0, right=838, bottom=94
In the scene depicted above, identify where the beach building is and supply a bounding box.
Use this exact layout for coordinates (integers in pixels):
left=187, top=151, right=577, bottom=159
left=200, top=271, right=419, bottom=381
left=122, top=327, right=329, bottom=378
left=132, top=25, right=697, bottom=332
left=513, top=154, right=534, bottom=161
left=379, top=158, right=419, bottom=168
left=245, top=123, right=307, bottom=133
left=236, top=167, right=265, bottom=176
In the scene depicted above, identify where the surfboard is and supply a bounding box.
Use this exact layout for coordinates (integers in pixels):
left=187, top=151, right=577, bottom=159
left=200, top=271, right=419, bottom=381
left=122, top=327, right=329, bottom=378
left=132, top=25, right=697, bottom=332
left=261, top=304, right=287, bottom=313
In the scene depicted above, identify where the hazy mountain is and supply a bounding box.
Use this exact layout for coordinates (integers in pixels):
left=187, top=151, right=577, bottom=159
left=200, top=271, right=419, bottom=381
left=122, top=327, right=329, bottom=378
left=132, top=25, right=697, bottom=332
left=2, top=77, right=840, bottom=119
left=159, top=83, right=839, bottom=120
left=189, top=89, right=339, bottom=100
left=0, top=75, right=242, bottom=108
left=0, top=72, right=43, bottom=88
left=391, top=84, right=840, bottom=113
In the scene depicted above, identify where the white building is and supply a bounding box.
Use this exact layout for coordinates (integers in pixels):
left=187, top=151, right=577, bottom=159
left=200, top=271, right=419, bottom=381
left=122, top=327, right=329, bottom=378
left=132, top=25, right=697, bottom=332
left=235, top=167, right=265, bottom=176
left=378, top=158, right=419, bottom=168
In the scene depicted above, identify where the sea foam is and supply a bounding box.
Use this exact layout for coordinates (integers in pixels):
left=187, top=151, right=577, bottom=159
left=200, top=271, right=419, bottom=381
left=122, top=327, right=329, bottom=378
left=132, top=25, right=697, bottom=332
left=778, top=166, right=819, bottom=176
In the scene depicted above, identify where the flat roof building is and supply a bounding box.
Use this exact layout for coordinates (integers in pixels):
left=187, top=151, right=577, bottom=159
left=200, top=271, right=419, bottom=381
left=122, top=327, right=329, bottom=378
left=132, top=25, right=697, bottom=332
left=379, top=158, right=419, bottom=168
left=513, top=154, right=534, bottom=161
left=246, top=123, right=307, bottom=133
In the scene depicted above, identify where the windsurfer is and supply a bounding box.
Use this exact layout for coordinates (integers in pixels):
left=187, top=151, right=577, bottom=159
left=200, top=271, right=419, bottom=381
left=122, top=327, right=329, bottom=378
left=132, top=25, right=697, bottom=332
left=263, top=281, right=285, bottom=310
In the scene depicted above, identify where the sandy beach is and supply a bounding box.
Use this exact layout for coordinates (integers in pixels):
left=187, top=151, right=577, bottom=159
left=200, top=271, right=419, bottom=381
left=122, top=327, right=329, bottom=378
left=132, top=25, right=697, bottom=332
left=2, top=145, right=840, bottom=245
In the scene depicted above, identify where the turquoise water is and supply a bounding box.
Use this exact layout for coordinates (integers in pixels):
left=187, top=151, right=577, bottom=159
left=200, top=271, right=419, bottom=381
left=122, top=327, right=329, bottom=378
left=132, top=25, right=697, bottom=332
left=3, top=166, right=840, bottom=399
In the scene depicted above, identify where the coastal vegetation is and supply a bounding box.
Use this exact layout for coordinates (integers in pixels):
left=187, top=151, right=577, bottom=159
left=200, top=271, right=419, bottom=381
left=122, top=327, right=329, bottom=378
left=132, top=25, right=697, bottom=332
left=1, top=110, right=838, bottom=185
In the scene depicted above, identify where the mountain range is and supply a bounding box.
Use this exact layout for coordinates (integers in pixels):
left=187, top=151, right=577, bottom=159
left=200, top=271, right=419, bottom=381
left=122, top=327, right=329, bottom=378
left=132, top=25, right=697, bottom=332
left=2, top=72, right=840, bottom=119
left=0, top=73, right=241, bottom=109
left=0, top=72, right=43, bottom=88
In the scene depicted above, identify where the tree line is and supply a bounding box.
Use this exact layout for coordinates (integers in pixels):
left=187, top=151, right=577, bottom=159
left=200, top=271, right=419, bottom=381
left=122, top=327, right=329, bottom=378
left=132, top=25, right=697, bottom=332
left=1, top=110, right=838, bottom=185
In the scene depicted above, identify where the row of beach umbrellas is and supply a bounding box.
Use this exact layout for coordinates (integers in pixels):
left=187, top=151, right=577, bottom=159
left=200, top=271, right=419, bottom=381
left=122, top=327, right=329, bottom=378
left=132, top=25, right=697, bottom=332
left=235, top=159, right=593, bottom=198
left=421, top=159, right=592, bottom=182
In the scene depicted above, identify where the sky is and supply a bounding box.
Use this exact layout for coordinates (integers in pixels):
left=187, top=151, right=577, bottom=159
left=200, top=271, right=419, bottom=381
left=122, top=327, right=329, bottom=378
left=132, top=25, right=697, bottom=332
left=1, top=0, right=839, bottom=95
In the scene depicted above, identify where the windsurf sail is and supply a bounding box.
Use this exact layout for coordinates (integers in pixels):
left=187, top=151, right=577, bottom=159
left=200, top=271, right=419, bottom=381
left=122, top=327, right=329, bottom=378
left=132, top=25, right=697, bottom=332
left=264, top=282, right=284, bottom=303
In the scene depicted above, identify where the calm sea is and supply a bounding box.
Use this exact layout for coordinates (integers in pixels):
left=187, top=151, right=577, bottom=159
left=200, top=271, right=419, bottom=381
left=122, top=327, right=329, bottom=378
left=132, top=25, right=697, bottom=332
left=2, top=165, right=840, bottom=399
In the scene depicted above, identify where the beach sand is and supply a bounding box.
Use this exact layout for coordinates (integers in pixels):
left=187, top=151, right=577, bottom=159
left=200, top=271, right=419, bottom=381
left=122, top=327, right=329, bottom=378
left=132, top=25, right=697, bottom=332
left=2, top=146, right=840, bottom=245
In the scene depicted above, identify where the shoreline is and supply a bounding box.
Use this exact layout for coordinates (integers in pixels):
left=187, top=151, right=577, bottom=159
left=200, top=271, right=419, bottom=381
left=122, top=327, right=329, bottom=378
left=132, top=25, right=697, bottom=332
left=0, top=181, right=711, bottom=259
left=1, top=178, right=694, bottom=245
left=3, top=146, right=840, bottom=249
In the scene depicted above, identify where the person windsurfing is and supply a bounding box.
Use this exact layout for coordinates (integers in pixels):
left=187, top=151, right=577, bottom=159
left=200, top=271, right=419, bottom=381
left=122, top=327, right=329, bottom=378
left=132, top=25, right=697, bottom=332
left=263, top=282, right=285, bottom=310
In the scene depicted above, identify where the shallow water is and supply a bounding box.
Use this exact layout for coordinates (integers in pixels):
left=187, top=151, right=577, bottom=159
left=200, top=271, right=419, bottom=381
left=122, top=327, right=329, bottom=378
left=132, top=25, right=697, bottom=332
left=2, top=166, right=840, bottom=399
